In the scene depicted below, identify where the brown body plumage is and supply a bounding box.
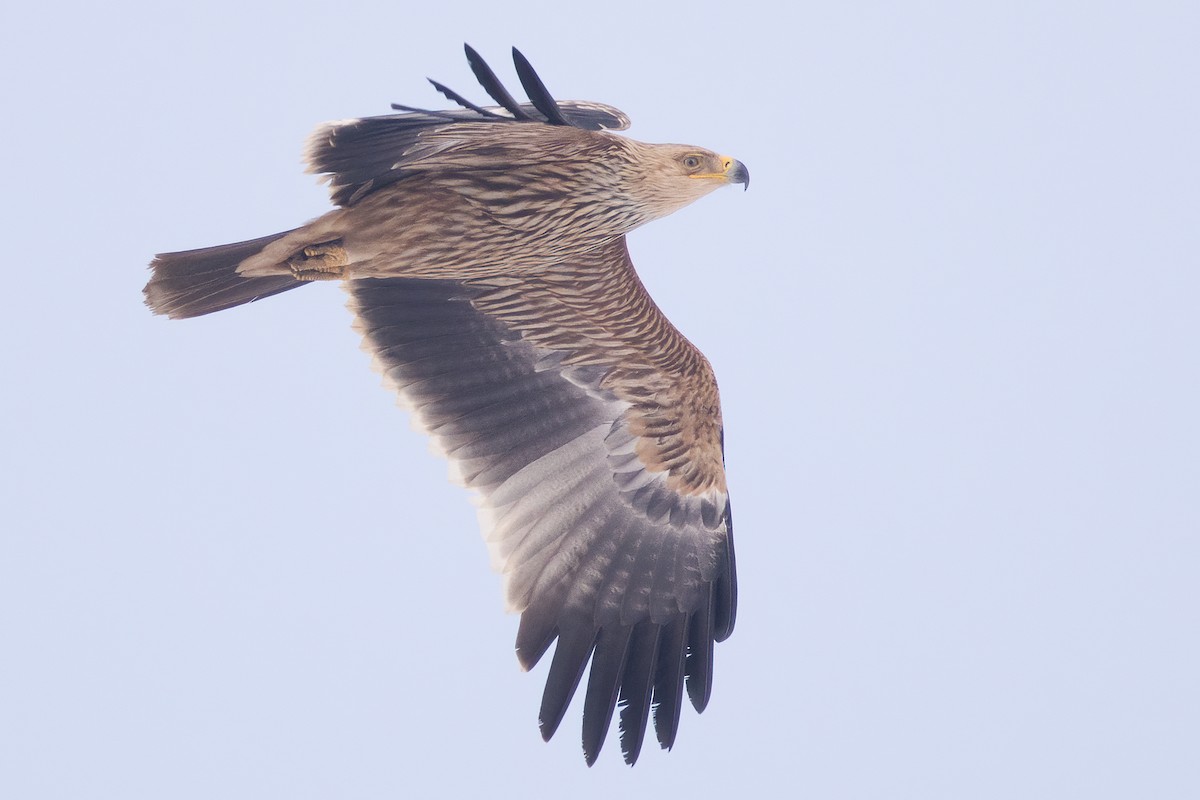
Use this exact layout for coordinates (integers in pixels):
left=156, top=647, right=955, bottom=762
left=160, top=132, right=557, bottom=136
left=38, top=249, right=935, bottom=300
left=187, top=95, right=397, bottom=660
left=144, top=45, right=747, bottom=765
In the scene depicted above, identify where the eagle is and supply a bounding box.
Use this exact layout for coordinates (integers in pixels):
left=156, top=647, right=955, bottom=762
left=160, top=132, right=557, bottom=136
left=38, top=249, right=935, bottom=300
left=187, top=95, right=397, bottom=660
left=145, top=45, right=747, bottom=765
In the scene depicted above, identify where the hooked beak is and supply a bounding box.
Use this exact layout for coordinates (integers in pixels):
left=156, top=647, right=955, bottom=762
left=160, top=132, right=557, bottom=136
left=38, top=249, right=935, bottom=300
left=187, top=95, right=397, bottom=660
left=723, top=157, right=750, bottom=190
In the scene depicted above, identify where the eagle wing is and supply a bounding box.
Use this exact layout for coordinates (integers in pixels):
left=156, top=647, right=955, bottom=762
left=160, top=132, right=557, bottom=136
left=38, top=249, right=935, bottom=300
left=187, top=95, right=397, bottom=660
left=346, top=236, right=736, bottom=765
left=305, top=45, right=630, bottom=208
left=306, top=101, right=629, bottom=208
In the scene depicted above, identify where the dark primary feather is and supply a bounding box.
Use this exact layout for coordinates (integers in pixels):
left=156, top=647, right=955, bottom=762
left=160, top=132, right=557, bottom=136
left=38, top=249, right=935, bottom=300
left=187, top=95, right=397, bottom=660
left=652, top=615, right=689, bottom=751
left=427, top=78, right=508, bottom=119
left=713, top=500, right=738, bottom=642
left=511, top=47, right=571, bottom=126
left=537, top=617, right=597, bottom=742
left=464, top=43, right=534, bottom=120
left=685, top=589, right=716, bottom=713
left=581, top=624, right=634, bottom=766
left=616, top=622, right=661, bottom=764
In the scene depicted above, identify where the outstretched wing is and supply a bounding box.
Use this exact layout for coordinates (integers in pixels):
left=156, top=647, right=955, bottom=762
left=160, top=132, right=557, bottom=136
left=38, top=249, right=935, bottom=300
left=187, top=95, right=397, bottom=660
left=345, top=237, right=736, bottom=765
left=306, top=45, right=630, bottom=207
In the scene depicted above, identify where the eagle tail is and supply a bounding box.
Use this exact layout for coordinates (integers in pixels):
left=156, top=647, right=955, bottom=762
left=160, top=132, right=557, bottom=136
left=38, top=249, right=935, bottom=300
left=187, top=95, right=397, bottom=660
left=144, top=229, right=306, bottom=319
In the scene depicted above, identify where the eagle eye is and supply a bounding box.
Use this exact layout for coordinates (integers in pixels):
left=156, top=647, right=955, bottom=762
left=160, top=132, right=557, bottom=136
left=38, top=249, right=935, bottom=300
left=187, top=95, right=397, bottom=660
left=682, top=155, right=702, bottom=170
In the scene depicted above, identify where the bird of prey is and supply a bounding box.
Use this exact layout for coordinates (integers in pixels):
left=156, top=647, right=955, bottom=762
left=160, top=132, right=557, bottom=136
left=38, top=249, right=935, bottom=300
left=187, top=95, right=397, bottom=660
left=145, top=45, right=747, bottom=765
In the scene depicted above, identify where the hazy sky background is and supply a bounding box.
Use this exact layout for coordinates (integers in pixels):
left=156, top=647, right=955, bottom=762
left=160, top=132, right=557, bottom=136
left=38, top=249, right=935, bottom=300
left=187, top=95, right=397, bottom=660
left=2, top=2, right=1197, bottom=797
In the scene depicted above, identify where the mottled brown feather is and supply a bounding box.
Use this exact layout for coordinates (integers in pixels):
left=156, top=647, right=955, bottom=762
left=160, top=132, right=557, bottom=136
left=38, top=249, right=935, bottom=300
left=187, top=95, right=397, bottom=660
left=465, top=237, right=726, bottom=496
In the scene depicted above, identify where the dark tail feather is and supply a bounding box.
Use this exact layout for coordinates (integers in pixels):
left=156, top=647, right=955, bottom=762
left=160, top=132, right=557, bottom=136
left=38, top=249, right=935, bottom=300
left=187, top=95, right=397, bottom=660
left=144, top=230, right=306, bottom=319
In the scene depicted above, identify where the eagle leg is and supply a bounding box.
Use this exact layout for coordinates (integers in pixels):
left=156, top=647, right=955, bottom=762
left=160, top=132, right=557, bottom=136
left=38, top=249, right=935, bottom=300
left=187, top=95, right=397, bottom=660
left=288, top=240, right=349, bottom=281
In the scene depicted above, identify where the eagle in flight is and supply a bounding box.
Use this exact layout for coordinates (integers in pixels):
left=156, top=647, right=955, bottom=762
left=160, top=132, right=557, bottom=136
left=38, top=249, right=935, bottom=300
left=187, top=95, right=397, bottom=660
left=145, top=45, right=747, bottom=765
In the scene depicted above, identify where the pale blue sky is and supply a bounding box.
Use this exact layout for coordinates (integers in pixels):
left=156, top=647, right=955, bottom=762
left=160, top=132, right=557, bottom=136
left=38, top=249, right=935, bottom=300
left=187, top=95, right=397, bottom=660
left=2, top=2, right=1198, bottom=797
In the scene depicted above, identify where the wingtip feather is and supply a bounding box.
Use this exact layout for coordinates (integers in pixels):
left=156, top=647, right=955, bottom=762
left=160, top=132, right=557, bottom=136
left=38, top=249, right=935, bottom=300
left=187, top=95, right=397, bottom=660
left=463, top=43, right=531, bottom=120
left=581, top=625, right=633, bottom=765
left=538, top=624, right=597, bottom=742
left=685, top=592, right=716, bottom=713
left=511, top=47, right=570, bottom=126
